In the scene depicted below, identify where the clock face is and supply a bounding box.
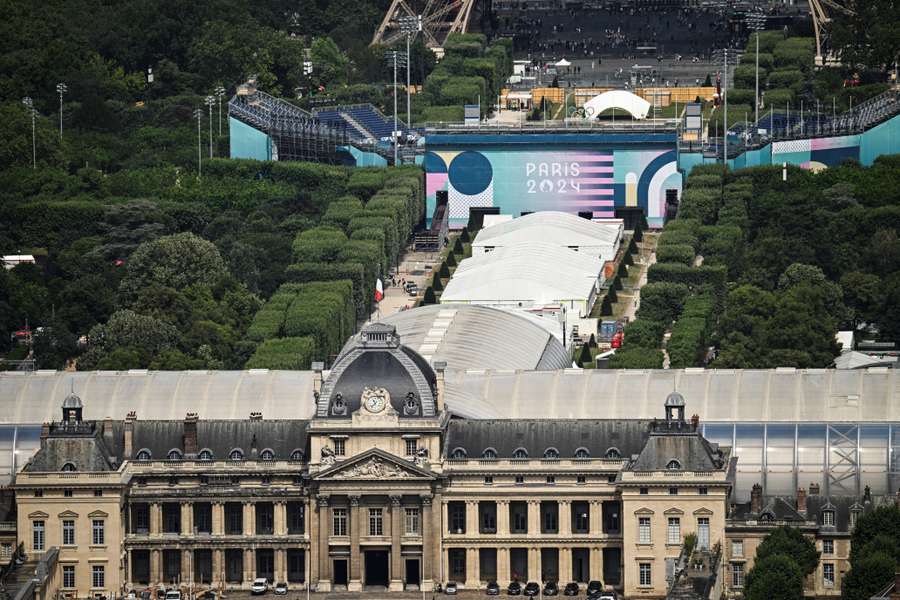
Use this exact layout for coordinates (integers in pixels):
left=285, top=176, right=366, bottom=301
left=365, top=394, right=386, bottom=413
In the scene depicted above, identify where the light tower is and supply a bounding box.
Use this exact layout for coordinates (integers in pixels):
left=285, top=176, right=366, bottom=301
left=205, top=95, right=216, bottom=158
left=22, top=97, right=36, bottom=169
left=385, top=50, right=408, bottom=166
left=56, top=82, right=68, bottom=140
left=214, top=86, right=226, bottom=136
left=193, top=108, right=203, bottom=177
left=398, top=15, right=422, bottom=129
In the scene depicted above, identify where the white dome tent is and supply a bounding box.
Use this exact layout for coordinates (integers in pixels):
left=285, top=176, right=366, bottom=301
left=582, top=90, right=651, bottom=120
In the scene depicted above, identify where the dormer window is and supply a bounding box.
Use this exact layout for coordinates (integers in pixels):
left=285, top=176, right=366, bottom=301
left=229, top=448, right=244, bottom=461
left=823, top=510, right=835, bottom=527
left=604, top=447, right=620, bottom=459
left=198, top=449, right=214, bottom=461
left=575, top=447, right=591, bottom=459
left=481, top=448, right=497, bottom=460
left=167, top=449, right=183, bottom=461
left=512, top=447, right=529, bottom=459
left=760, top=512, right=774, bottom=522
left=850, top=509, right=860, bottom=529
left=136, top=449, right=152, bottom=461
left=61, top=462, right=76, bottom=472
left=450, top=448, right=467, bottom=460
left=331, top=394, right=346, bottom=416
left=404, top=393, right=420, bottom=416
left=290, top=449, right=304, bottom=462
left=666, top=459, right=682, bottom=471
left=260, top=449, right=275, bottom=462
left=543, top=447, right=559, bottom=460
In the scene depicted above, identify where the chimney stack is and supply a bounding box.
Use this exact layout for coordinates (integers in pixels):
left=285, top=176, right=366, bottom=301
left=40, top=422, right=50, bottom=444
left=433, top=361, right=447, bottom=414
left=312, top=362, right=324, bottom=398
left=102, top=416, right=114, bottom=450
left=810, top=482, right=821, bottom=496
left=183, top=413, right=199, bottom=456
left=250, top=412, right=263, bottom=421
left=690, top=414, right=700, bottom=430
left=796, top=487, right=807, bottom=516
left=750, top=483, right=763, bottom=514
left=124, top=411, right=136, bottom=459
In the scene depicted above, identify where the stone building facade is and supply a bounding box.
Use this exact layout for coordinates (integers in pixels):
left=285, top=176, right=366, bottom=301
left=11, top=324, right=875, bottom=599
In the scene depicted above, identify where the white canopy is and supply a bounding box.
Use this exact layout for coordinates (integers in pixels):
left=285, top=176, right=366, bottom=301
left=555, top=58, right=572, bottom=67
left=582, top=89, right=651, bottom=120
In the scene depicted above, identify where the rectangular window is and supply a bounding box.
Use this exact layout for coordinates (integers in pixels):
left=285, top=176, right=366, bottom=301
left=577, top=475, right=587, bottom=484
left=638, top=517, right=651, bottom=544
left=515, top=475, right=524, bottom=485
left=484, top=476, right=493, bottom=485
left=405, top=508, right=420, bottom=535
left=668, top=487, right=678, bottom=495
left=332, top=439, right=345, bottom=456
left=94, top=489, right=103, bottom=497
left=33, top=490, right=42, bottom=498
left=639, top=487, right=648, bottom=495
left=405, top=439, right=418, bottom=456
left=32, top=521, right=45, bottom=551
left=699, top=486, right=708, bottom=495
left=823, top=539, right=834, bottom=555
left=368, top=508, right=383, bottom=536
left=546, top=475, right=555, bottom=485
left=639, top=562, right=652, bottom=586
left=667, top=517, right=680, bottom=545
left=823, top=563, right=835, bottom=587
left=731, top=563, right=744, bottom=588
left=92, top=565, right=105, bottom=589
left=64, top=489, right=73, bottom=498
left=731, top=540, right=743, bottom=558
left=0, top=543, right=11, bottom=558
left=450, top=503, right=466, bottom=533
left=823, top=511, right=835, bottom=526
left=92, top=520, right=105, bottom=545
left=63, top=565, right=76, bottom=589
left=697, top=517, right=710, bottom=549
left=62, top=520, right=75, bottom=546
left=332, top=508, right=347, bottom=536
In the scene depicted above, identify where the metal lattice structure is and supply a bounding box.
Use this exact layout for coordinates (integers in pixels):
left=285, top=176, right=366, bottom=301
left=808, top=0, right=855, bottom=65
left=228, top=86, right=349, bottom=164
left=372, top=0, right=476, bottom=48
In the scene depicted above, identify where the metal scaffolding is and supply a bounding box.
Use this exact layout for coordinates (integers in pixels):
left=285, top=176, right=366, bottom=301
left=372, top=0, right=476, bottom=48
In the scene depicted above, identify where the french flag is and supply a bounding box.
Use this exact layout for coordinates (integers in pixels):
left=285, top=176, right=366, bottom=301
left=375, top=278, right=384, bottom=302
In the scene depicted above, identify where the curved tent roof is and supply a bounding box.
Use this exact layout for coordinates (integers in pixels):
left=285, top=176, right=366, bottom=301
left=583, top=90, right=651, bottom=119
left=455, top=241, right=603, bottom=278
left=473, top=211, right=621, bottom=253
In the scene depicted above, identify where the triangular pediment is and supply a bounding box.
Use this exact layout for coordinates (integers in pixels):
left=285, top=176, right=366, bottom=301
left=315, top=448, right=435, bottom=481
left=58, top=510, right=79, bottom=518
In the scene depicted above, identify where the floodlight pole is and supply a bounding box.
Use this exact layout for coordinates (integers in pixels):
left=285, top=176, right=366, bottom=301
left=22, top=97, right=36, bottom=169
left=56, top=82, right=67, bottom=140
left=194, top=109, right=203, bottom=177
left=206, top=95, right=215, bottom=158
left=215, top=86, right=226, bottom=136
left=755, top=33, right=759, bottom=128
left=723, top=48, right=728, bottom=165
left=407, top=32, right=412, bottom=128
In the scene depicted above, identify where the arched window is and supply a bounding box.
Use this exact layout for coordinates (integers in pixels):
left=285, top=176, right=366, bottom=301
left=290, top=449, right=304, bottom=462
left=450, top=447, right=468, bottom=460
left=481, top=447, right=498, bottom=460
left=575, top=447, right=591, bottom=459
left=136, top=449, right=152, bottom=461
left=198, top=449, right=214, bottom=461
left=229, top=448, right=244, bottom=461
left=167, top=449, right=183, bottom=461
left=543, top=447, right=560, bottom=459
left=666, top=459, right=682, bottom=471
left=61, top=462, right=76, bottom=472
left=512, top=447, right=529, bottom=459
left=260, top=448, right=275, bottom=462
left=605, top=447, right=620, bottom=459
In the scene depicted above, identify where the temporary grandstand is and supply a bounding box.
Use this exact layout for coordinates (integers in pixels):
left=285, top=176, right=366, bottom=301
left=313, top=104, right=409, bottom=143
left=471, top=211, right=623, bottom=264
left=228, top=84, right=349, bottom=164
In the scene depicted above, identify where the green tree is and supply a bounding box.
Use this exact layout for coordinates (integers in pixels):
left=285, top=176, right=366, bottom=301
left=754, top=526, right=819, bottom=576
left=744, top=554, right=804, bottom=600
left=831, top=0, right=900, bottom=70
left=577, top=343, right=592, bottom=366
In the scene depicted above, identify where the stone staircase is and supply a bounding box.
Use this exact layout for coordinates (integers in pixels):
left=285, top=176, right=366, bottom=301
left=1, top=559, right=38, bottom=600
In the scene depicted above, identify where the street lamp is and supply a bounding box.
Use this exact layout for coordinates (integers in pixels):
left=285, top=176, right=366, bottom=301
left=193, top=108, right=203, bottom=177
left=22, top=97, right=36, bottom=169
left=205, top=95, right=216, bottom=158
left=214, top=86, right=226, bottom=136
left=56, top=82, right=68, bottom=140
left=385, top=50, right=408, bottom=166
left=398, top=15, right=422, bottom=129
left=744, top=13, right=766, bottom=131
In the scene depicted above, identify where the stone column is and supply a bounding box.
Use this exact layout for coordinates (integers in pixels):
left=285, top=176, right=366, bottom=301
left=244, top=502, right=255, bottom=536
left=527, top=501, right=540, bottom=535
left=212, top=502, right=224, bottom=536
left=150, top=503, right=161, bottom=535
left=182, top=549, right=192, bottom=584
left=274, top=502, right=286, bottom=536
left=316, top=496, right=331, bottom=591
left=244, top=548, right=255, bottom=584
left=442, top=500, right=450, bottom=535
left=497, top=547, right=510, bottom=586
left=431, top=492, right=443, bottom=586
left=150, top=549, right=161, bottom=584
left=465, top=547, right=480, bottom=589
left=589, top=501, right=602, bottom=535
left=275, top=549, right=285, bottom=583
left=497, top=500, right=510, bottom=536
left=528, top=547, right=540, bottom=582
left=389, top=496, right=403, bottom=591
left=348, top=496, right=362, bottom=591
left=181, top=502, right=193, bottom=535
left=213, top=549, right=223, bottom=586
left=421, top=496, right=435, bottom=589
left=589, top=547, right=602, bottom=581
left=466, top=501, right=478, bottom=535
left=559, top=501, right=571, bottom=536
left=559, top=547, right=572, bottom=584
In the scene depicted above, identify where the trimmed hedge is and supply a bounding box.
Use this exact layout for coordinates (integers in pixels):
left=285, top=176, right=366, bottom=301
left=285, top=262, right=366, bottom=319
left=638, top=282, right=691, bottom=323
left=622, top=319, right=666, bottom=349
left=609, top=347, right=665, bottom=368
left=666, top=294, right=714, bottom=368
left=656, top=243, right=696, bottom=266
left=658, top=229, right=699, bottom=252
left=245, top=336, right=316, bottom=370
left=647, top=263, right=727, bottom=292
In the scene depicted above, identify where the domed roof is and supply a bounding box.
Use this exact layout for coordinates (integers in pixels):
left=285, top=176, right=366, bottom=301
left=316, top=323, right=438, bottom=418
left=665, top=391, right=685, bottom=407
left=62, top=392, right=83, bottom=409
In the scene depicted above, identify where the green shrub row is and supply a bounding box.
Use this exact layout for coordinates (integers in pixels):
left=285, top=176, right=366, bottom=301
left=666, top=294, right=714, bottom=368
left=245, top=336, right=316, bottom=370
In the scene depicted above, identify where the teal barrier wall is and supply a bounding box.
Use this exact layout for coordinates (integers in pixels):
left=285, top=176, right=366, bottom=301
left=229, top=117, right=272, bottom=161
left=341, top=145, right=389, bottom=167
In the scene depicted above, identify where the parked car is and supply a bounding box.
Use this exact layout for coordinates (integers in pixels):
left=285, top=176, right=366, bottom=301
left=597, top=593, right=618, bottom=600
left=544, top=581, right=559, bottom=596
left=273, top=582, right=287, bottom=595
left=164, top=592, right=181, bottom=600
left=586, top=580, right=603, bottom=596
left=486, top=581, right=501, bottom=595
left=405, top=282, right=419, bottom=295
left=563, top=582, right=580, bottom=596
left=250, top=578, right=268, bottom=595
left=523, top=581, right=540, bottom=597
left=507, top=581, right=523, bottom=596
left=445, top=581, right=458, bottom=595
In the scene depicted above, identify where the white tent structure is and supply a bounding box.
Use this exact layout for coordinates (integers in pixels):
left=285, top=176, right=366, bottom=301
left=555, top=58, right=571, bottom=67
left=583, top=89, right=651, bottom=120
left=472, top=211, right=622, bottom=264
